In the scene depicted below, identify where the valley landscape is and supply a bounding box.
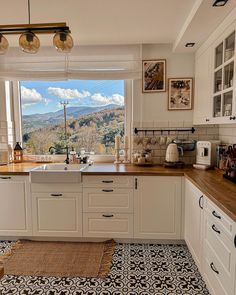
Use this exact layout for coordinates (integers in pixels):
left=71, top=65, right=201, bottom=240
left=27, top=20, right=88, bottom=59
left=22, top=104, right=125, bottom=155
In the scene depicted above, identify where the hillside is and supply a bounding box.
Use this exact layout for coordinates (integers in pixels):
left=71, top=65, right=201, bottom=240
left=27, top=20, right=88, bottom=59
left=23, top=104, right=121, bottom=133
left=23, top=106, right=125, bottom=155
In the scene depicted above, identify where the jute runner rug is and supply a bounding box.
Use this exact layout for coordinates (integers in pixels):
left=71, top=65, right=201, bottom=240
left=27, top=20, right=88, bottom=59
left=0, top=239, right=116, bottom=278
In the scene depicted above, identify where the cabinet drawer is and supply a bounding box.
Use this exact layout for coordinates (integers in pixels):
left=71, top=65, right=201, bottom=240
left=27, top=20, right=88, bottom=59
left=205, top=216, right=235, bottom=275
left=204, top=240, right=235, bottom=295
left=82, top=176, right=133, bottom=188
left=206, top=199, right=234, bottom=240
left=83, top=213, right=133, bottom=238
left=83, top=188, right=133, bottom=213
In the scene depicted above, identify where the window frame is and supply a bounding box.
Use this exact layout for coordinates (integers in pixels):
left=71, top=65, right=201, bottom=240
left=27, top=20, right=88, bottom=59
left=13, top=79, right=132, bottom=162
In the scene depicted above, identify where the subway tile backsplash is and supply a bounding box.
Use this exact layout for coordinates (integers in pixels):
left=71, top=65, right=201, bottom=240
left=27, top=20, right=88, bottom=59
left=132, top=122, right=219, bottom=165
left=219, top=124, right=236, bottom=144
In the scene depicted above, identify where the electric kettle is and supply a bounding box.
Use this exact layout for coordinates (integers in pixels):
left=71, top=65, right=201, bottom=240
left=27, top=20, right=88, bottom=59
left=165, top=143, right=180, bottom=163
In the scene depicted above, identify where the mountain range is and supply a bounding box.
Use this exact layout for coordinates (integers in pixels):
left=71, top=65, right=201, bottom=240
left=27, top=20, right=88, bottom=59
left=23, top=104, right=123, bottom=133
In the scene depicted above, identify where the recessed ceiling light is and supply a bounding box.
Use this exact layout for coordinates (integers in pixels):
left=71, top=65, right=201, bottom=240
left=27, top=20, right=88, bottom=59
left=212, top=0, right=229, bottom=7
left=185, top=43, right=195, bottom=48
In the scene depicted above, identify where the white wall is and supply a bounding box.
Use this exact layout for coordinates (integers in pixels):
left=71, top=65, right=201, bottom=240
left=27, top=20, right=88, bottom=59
left=133, top=44, right=194, bottom=127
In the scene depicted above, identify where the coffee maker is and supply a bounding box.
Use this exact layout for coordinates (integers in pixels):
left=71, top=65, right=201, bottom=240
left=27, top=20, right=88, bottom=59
left=193, top=140, right=220, bottom=169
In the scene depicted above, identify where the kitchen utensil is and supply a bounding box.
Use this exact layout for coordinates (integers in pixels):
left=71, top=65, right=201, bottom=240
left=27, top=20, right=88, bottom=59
left=159, top=136, right=166, bottom=145
left=166, top=136, right=175, bottom=145
left=173, top=139, right=196, bottom=151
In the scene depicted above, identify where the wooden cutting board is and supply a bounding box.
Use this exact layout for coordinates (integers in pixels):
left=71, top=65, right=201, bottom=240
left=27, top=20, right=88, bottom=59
left=0, top=266, right=4, bottom=278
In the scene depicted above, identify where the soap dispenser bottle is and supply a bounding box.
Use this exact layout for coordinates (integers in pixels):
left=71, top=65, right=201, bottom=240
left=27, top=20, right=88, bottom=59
left=69, top=147, right=77, bottom=164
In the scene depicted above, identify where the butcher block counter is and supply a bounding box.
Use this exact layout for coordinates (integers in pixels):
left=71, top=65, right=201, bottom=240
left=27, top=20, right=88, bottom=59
left=0, top=162, right=235, bottom=222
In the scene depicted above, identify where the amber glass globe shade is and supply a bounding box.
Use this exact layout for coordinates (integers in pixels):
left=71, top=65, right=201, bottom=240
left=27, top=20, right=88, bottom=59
left=0, top=34, right=9, bottom=54
left=19, top=32, right=40, bottom=54
left=53, top=31, right=74, bottom=53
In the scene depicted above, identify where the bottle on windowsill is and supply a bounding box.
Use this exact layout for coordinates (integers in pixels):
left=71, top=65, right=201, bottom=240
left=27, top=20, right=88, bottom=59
left=69, top=147, right=77, bottom=164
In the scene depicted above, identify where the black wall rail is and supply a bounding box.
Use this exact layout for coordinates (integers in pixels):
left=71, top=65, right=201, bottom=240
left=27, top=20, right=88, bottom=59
left=134, top=127, right=195, bottom=135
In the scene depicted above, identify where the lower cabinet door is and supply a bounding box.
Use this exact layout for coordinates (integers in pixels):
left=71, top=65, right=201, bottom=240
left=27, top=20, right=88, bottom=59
left=0, top=176, right=32, bottom=236
left=32, top=192, right=82, bottom=237
left=83, top=213, right=133, bottom=238
left=134, top=176, right=182, bottom=239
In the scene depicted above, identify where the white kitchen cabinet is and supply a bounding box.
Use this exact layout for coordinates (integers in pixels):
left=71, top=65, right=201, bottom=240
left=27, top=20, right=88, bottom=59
left=194, top=19, right=236, bottom=125
left=0, top=175, right=32, bottom=236
left=83, top=213, right=133, bottom=238
left=83, top=176, right=134, bottom=238
left=184, top=178, right=204, bottom=271
left=194, top=47, right=213, bottom=125
left=203, top=198, right=236, bottom=295
left=32, top=183, right=82, bottom=237
left=134, top=176, right=182, bottom=239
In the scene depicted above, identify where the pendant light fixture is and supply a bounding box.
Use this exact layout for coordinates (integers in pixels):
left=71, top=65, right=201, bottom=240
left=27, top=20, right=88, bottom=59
left=0, top=0, right=74, bottom=54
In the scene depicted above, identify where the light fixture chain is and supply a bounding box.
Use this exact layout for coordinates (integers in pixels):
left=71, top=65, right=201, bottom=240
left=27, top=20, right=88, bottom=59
left=28, top=0, right=31, bottom=24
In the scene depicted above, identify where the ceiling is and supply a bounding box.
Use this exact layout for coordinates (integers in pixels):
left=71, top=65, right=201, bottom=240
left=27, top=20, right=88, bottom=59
left=0, top=0, right=236, bottom=52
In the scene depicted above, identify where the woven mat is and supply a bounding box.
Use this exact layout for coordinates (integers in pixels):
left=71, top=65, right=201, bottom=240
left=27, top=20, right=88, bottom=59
left=0, top=239, right=116, bottom=278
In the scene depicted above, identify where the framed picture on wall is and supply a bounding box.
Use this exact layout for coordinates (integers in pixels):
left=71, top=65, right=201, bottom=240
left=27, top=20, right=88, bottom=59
left=142, top=59, right=166, bottom=92
left=168, top=78, right=193, bottom=110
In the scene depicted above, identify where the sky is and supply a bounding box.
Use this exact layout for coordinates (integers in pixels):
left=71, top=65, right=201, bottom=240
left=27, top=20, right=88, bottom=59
left=20, top=80, right=125, bottom=115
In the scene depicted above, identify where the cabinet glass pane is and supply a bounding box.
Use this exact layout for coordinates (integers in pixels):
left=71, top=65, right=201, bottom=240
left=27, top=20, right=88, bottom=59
left=224, top=31, right=235, bottom=62
left=223, top=91, right=233, bottom=117
left=213, top=95, right=221, bottom=117
left=215, top=42, right=223, bottom=68
left=214, top=69, right=222, bottom=93
left=224, top=61, right=234, bottom=89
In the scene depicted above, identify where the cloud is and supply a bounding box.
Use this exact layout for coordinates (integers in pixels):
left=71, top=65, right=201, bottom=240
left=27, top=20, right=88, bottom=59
left=91, top=93, right=124, bottom=106
left=21, top=86, right=43, bottom=105
left=48, top=87, right=91, bottom=100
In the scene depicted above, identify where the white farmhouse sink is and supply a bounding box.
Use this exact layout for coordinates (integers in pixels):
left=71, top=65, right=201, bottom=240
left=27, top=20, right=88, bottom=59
left=30, top=163, right=89, bottom=183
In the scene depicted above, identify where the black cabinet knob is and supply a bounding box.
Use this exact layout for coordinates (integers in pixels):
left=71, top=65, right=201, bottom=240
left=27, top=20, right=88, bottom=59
left=229, top=116, right=236, bottom=120
left=206, top=118, right=210, bottom=122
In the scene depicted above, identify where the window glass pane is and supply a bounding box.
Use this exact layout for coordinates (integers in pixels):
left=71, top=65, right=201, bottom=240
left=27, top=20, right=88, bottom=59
left=224, top=31, right=235, bottom=62
left=215, top=42, right=223, bottom=68
left=224, top=61, right=234, bottom=89
left=214, top=69, right=222, bottom=93
left=213, top=95, right=221, bottom=117
left=20, top=80, right=125, bottom=155
left=223, top=91, right=233, bottom=117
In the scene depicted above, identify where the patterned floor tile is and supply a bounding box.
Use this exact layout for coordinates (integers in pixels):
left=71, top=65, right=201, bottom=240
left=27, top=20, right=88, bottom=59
left=0, top=241, right=209, bottom=295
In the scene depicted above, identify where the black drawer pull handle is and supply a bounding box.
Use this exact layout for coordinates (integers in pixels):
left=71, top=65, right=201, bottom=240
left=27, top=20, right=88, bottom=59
left=102, top=189, right=114, bottom=192
left=102, top=214, right=114, bottom=218
left=234, top=235, right=236, bottom=248
left=0, top=176, right=11, bottom=179
left=102, top=180, right=113, bottom=183
left=212, top=224, right=221, bottom=234
left=212, top=210, right=221, bottom=219
left=50, top=193, right=63, bottom=197
left=199, top=195, right=203, bottom=209
left=210, top=262, right=219, bottom=274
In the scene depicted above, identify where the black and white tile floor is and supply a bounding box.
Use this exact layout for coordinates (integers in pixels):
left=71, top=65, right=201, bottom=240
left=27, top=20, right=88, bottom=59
left=0, top=241, right=209, bottom=295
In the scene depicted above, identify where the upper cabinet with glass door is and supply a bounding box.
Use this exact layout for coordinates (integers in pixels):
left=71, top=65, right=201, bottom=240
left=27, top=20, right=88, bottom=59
left=213, top=31, right=236, bottom=122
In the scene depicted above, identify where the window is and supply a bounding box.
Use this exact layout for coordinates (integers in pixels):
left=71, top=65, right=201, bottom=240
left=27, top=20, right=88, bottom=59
left=19, top=80, right=126, bottom=155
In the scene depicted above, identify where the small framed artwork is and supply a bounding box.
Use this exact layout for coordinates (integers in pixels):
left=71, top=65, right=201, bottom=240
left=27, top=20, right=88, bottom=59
left=168, top=78, right=193, bottom=110
left=142, top=59, right=166, bottom=92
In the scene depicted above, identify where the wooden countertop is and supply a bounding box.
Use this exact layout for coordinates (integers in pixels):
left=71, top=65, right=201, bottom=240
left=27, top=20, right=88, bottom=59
left=0, top=162, right=235, bottom=222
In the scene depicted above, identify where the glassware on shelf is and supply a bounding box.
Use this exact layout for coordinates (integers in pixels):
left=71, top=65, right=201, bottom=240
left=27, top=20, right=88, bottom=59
left=215, top=42, right=223, bottom=68
left=224, top=31, right=235, bottom=62
left=223, top=91, right=233, bottom=116
left=224, top=62, right=234, bottom=89
left=214, top=69, right=222, bottom=93
left=213, top=95, right=221, bottom=117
